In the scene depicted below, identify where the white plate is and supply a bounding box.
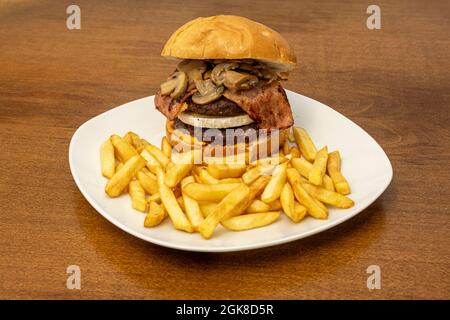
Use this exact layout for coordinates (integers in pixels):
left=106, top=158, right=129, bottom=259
left=69, top=90, right=392, bottom=252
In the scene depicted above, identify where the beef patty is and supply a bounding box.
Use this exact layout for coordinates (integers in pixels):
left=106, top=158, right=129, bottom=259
left=185, top=97, right=245, bottom=116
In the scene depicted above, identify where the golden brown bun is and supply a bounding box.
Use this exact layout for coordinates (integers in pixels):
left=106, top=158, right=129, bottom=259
left=165, top=120, right=289, bottom=161
left=161, top=15, right=296, bottom=72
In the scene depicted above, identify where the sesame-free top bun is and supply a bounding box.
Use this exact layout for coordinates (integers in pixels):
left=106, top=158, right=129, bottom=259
left=161, top=15, right=297, bottom=72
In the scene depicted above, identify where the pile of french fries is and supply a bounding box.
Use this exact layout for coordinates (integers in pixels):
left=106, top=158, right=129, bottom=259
left=100, top=127, right=354, bottom=239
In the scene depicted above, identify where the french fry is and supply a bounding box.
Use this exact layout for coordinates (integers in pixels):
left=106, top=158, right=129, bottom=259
left=144, top=201, right=167, bottom=227
left=140, top=149, right=162, bottom=174
left=144, top=144, right=170, bottom=169
left=287, top=167, right=302, bottom=185
left=198, top=184, right=250, bottom=239
left=267, top=199, right=282, bottom=211
left=124, top=131, right=146, bottom=153
left=166, top=162, right=175, bottom=171
left=291, top=158, right=335, bottom=191
left=198, top=201, right=218, bottom=218
left=164, top=163, right=193, bottom=188
left=261, top=163, right=287, bottom=203
left=129, top=180, right=147, bottom=212
left=291, top=181, right=328, bottom=219
left=100, top=139, right=115, bottom=178
left=294, top=201, right=307, bottom=221
left=293, top=127, right=317, bottom=161
left=218, top=178, right=242, bottom=184
left=207, top=163, right=246, bottom=179
left=221, top=211, right=280, bottom=231
left=246, top=199, right=271, bottom=213
left=280, top=183, right=296, bottom=221
left=105, top=155, right=146, bottom=197
left=115, top=162, right=124, bottom=172
left=122, top=131, right=134, bottom=145
left=181, top=176, right=204, bottom=230
left=242, top=164, right=274, bottom=185
left=192, top=172, right=202, bottom=183
left=183, top=182, right=241, bottom=202
left=147, top=192, right=161, bottom=203
left=309, top=146, right=328, bottom=186
left=136, top=169, right=158, bottom=195
left=301, top=183, right=354, bottom=208
left=290, top=147, right=301, bottom=158
left=194, top=166, right=219, bottom=184
left=327, top=151, right=350, bottom=195
left=237, top=175, right=271, bottom=213
left=157, top=170, right=193, bottom=232
left=161, top=137, right=172, bottom=159
left=288, top=128, right=295, bottom=143
left=176, top=196, right=185, bottom=211
left=110, top=134, right=138, bottom=162
left=283, top=142, right=290, bottom=155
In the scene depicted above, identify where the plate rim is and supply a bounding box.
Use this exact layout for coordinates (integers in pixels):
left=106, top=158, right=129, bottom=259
left=68, top=91, right=393, bottom=252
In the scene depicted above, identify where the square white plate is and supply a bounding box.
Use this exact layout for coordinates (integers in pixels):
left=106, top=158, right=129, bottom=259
left=69, top=90, right=392, bottom=252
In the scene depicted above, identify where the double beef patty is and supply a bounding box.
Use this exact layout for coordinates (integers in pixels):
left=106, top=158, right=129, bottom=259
left=185, top=97, right=245, bottom=116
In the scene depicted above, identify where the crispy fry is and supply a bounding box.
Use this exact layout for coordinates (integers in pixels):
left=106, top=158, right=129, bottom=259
left=100, top=139, right=115, bottom=178
left=192, top=172, right=202, bottom=183
left=294, top=201, right=307, bottom=221
left=166, top=162, right=175, bottom=171
left=246, top=199, right=271, bottom=213
left=161, top=136, right=172, bottom=159
left=105, top=155, right=146, bottom=197
left=147, top=192, right=161, bottom=203
left=291, top=157, right=334, bottom=191
left=194, top=166, right=219, bottom=184
left=207, top=163, right=246, bottom=179
left=110, top=134, right=138, bottom=162
left=280, top=183, right=296, bottom=222
left=144, top=144, right=170, bottom=169
left=124, top=131, right=145, bottom=153
left=301, top=183, right=354, bottom=208
left=140, top=149, right=162, bottom=174
left=327, top=151, right=350, bottom=195
left=183, top=182, right=241, bottom=202
left=290, top=147, right=301, bottom=158
left=181, top=176, right=204, bottom=230
left=288, top=128, right=295, bottom=143
left=198, top=184, right=250, bottom=239
left=291, top=181, right=328, bottom=219
left=237, top=175, right=271, bottom=213
left=293, top=127, right=317, bottom=161
left=221, top=211, right=280, bottom=231
left=218, top=178, right=242, bottom=184
left=309, top=146, right=328, bottom=186
left=198, top=201, right=218, bottom=218
left=267, top=199, right=282, bottom=211
left=136, top=169, right=158, bottom=195
left=129, top=180, right=147, bottom=212
left=176, top=196, right=185, bottom=211
left=242, top=164, right=274, bottom=185
left=283, top=142, right=290, bottom=155
left=164, top=163, right=193, bottom=188
left=261, top=163, right=287, bottom=203
left=157, top=170, right=193, bottom=232
left=144, top=201, right=167, bottom=227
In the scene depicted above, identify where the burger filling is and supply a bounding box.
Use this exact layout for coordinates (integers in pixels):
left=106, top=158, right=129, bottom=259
left=155, top=59, right=294, bottom=131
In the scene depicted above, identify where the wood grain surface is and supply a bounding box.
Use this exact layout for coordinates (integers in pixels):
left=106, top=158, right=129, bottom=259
left=0, top=0, right=449, bottom=299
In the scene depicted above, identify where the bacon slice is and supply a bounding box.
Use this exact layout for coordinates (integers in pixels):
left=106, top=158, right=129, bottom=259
left=154, top=81, right=294, bottom=129
left=223, top=81, right=293, bottom=129
left=154, top=89, right=192, bottom=120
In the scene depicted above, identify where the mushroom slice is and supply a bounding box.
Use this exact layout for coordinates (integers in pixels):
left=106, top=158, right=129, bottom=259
left=160, top=78, right=178, bottom=96
left=178, top=60, right=207, bottom=91
left=162, top=71, right=188, bottom=99
left=192, top=80, right=224, bottom=105
left=223, top=71, right=258, bottom=90
left=211, top=62, right=239, bottom=86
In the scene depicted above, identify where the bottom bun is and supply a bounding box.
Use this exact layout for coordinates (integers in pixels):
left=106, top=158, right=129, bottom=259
left=166, top=120, right=289, bottom=161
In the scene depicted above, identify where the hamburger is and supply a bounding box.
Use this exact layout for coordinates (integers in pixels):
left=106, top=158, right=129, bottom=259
left=154, top=15, right=296, bottom=160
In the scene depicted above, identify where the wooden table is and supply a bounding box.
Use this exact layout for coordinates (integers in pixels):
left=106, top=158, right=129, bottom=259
left=1, top=0, right=449, bottom=300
